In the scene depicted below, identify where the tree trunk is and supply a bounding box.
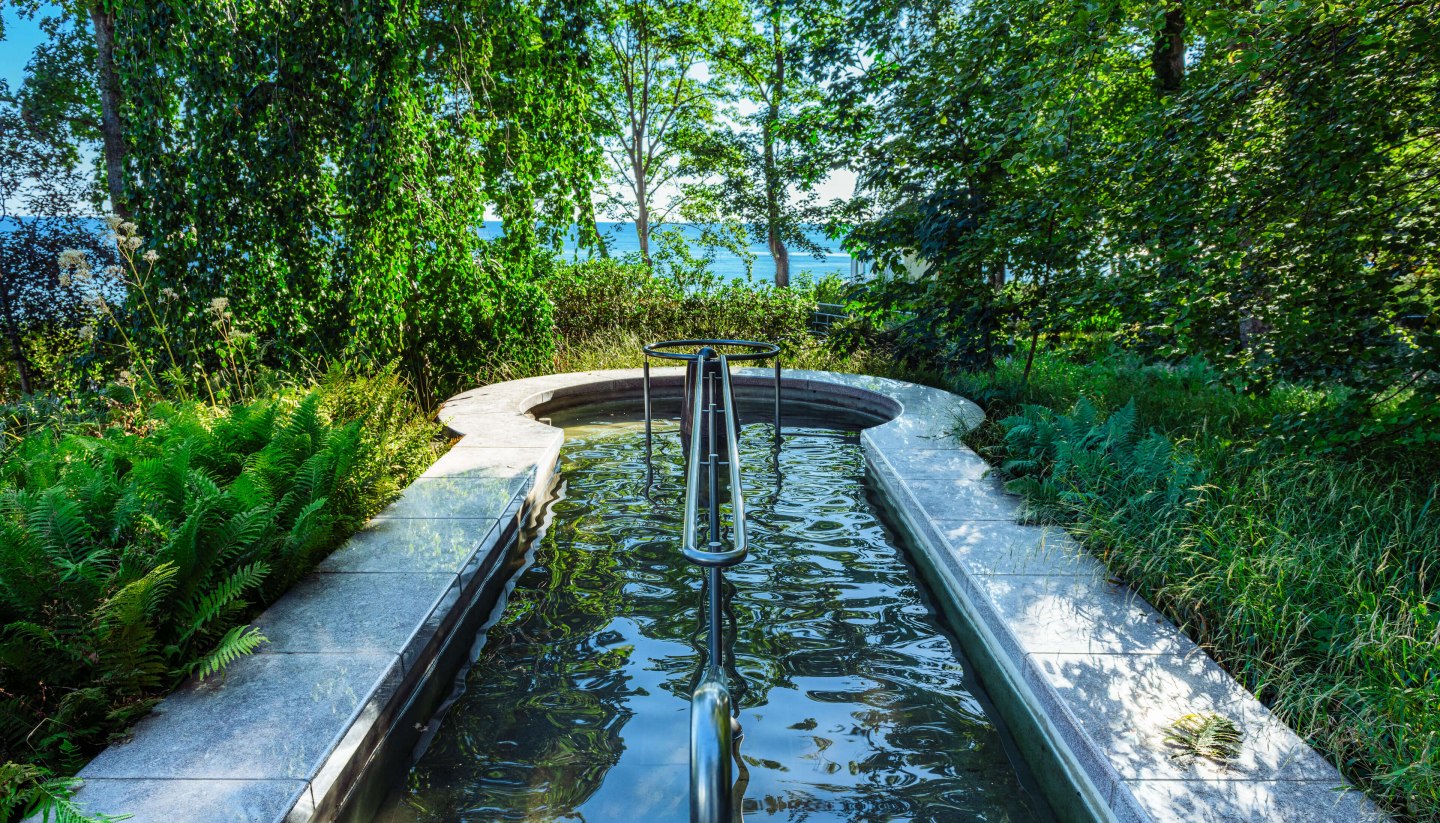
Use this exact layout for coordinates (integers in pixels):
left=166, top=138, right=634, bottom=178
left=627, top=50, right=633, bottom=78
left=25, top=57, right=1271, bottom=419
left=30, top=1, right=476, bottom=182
left=631, top=123, right=650, bottom=266
left=634, top=197, right=650, bottom=266
left=4, top=322, right=31, bottom=395
left=763, top=6, right=787, bottom=288
left=989, top=258, right=1006, bottom=292
left=1151, top=2, right=1186, bottom=96
left=768, top=224, right=790, bottom=289
left=90, top=5, right=129, bottom=218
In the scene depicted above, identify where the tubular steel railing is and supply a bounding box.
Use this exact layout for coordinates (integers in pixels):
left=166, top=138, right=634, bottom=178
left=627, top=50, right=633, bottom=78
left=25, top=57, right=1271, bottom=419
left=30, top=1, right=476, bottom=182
left=641, top=338, right=782, bottom=476
left=683, top=351, right=744, bottom=823
left=641, top=341, right=779, bottom=823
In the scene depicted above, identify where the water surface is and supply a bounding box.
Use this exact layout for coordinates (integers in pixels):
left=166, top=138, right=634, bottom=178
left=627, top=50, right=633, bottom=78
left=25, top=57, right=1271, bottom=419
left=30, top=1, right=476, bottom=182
left=373, top=410, right=1047, bottom=822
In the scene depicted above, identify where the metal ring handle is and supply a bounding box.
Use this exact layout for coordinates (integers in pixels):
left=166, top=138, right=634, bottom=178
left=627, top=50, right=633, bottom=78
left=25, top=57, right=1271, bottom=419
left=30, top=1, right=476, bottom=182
left=643, top=338, right=780, bottom=362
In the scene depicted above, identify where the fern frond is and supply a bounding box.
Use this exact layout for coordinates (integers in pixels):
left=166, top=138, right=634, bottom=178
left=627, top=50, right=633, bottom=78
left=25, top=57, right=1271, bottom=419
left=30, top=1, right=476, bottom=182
left=27, top=491, right=94, bottom=561
left=94, top=564, right=178, bottom=631
left=188, top=625, right=267, bottom=680
left=179, top=562, right=270, bottom=643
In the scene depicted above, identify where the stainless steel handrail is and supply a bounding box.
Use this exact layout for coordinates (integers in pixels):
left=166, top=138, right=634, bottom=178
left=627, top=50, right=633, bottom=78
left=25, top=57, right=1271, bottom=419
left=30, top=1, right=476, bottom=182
left=683, top=350, right=748, bottom=823
left=642, top=339, right=783, bottom=475
left=681, top=357, right=748, bottom=568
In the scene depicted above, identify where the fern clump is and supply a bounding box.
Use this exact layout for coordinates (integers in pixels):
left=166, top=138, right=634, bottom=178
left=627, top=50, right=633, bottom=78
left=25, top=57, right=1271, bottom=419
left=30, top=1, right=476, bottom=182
left=0, top=371, right=440, bottom=819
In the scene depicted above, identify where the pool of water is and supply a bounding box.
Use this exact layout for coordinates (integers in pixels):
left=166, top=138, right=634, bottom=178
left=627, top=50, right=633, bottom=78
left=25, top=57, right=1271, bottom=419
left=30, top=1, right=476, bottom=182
left=372, top=408, right=1050, bottom=823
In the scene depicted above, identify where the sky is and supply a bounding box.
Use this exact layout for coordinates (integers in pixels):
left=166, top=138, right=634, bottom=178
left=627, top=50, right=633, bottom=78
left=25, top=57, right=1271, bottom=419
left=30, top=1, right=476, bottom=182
left=1, top=5, right=856, bottom=209
left=0, top=8, right=46, bottom=92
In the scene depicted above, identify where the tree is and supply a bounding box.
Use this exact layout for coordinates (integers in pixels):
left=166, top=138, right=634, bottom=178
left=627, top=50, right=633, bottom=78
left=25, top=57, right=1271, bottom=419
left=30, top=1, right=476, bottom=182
left=839, top=0, right=1439, bottom=419
left=2, top=1, right=127, bottom=216
left=685, top=0, right=845, bottom=288
left=591, top=0, right=727, bottom=265
left=0, top=80, right=109, bottom=395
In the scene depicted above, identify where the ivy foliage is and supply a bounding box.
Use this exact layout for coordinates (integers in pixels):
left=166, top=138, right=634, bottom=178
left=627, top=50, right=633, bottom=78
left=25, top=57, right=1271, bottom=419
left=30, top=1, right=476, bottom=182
left=103, top=0, right=600, bottom=400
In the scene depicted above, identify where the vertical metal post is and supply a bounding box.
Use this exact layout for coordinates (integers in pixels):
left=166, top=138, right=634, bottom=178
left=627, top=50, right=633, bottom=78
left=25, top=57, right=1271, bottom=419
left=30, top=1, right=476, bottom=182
left=706, top=369, right=720, bottom=548
left=708, top=567, right=722, bottom=664
left=773, top=355, right=782, bottom=451
left=643, top=357, right=652, bottom=466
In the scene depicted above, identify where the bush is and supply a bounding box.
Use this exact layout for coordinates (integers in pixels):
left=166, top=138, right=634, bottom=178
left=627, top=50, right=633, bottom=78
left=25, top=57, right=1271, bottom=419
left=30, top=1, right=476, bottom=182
left=0, top=370, right=439, bottom=819
left=969, top=352, right=1440, bottom=821
left=540, top=258, right=812, bottom=348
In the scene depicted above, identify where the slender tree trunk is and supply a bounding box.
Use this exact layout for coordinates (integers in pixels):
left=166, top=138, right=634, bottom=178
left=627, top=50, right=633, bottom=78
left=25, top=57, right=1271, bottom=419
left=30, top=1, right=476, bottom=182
left=989, top=258, right=1006, bottom=292
left=631, top=122, right=651, bottom=266
left=90, top=5, right=129, bottom=218
left=763, top=7, right=788, bottom=288
left=3, top=315, right=31, bottom=394
left=762, top=119, right=787, bottom=287
left=1151, top=2, right=1186, bottom=96
left=768, top=223, right=790, bottom=289
left=634, top=187, right=650, bottom=266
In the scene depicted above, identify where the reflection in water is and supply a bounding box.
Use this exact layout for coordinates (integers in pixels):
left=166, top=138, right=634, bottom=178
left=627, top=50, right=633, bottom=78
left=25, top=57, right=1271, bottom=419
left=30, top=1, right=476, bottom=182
left=373, top=414, right=1048, bottom=823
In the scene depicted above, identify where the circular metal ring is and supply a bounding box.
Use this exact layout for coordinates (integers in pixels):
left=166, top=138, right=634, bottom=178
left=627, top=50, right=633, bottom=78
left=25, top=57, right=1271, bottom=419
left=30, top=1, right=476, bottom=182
left=643, top=339, right=780, bottom=362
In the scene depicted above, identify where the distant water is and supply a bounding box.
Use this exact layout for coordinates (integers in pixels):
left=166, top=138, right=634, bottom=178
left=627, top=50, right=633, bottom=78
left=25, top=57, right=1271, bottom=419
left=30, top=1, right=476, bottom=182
left=5, top=218, right=851, bottom=285
left=480, top=221, right=852, bottom=284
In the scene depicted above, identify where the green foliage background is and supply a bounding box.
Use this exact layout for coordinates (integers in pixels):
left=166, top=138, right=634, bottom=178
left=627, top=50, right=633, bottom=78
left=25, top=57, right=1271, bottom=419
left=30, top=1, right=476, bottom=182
left=108, top=0, right=598, bottom=400
left=833, top=0, right=1439, bottom=444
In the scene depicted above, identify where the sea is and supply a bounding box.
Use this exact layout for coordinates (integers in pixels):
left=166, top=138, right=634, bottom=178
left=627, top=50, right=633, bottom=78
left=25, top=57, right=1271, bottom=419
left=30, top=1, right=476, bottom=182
left=480, top=221, right=854, bottom=284
left=3, top=218, right=855, bottom=285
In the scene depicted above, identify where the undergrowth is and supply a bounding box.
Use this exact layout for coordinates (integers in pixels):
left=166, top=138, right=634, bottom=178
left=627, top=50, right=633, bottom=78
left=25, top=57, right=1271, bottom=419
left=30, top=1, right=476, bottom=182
left=0, top=369, right=440, bottom=820
left=960, top=350, right=1440, bottom=821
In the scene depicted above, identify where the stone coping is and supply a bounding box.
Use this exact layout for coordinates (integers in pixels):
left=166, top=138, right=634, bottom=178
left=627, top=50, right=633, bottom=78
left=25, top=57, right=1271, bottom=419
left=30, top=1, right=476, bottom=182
left=55, top=368, right=1386, bottom=823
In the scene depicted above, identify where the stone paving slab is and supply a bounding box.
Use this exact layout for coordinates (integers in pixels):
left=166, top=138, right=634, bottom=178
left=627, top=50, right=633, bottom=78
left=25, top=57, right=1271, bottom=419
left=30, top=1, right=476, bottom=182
left=1121, top=778, right=1382, bottom=822
left=901, top=473, right=1028, bottom=521
left=250, top=572, right=456, bottom=663
left=419, top=445, right=557, bottom=479
left=317, top=517, right=500, bottom=575
left=1029, top=652, right=1341, bottom=783
left=938, top=521, right=1103, bottom=578
left=373, top=472, right=533, bottom=520
left=972, top=575, right=1199, bottom=657
left=80, top=653, right=401, bottom=781
left=878, top=446, right=993, bottom=478
left=54, top=778, right=313, bottom=823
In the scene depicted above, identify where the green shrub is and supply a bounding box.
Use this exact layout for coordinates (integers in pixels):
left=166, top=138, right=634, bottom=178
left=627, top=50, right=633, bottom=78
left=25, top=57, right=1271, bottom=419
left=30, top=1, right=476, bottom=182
left=540, top=258, right=811, bottom=349
left=952, top=350, right=1330, bottom=442
left=985, top=378, right=1440, bottom=821
left=0, top=371, right=439, bottom=819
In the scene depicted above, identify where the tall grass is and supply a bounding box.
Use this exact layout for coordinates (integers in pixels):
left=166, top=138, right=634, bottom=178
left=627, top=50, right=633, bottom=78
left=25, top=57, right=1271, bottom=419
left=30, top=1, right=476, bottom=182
left=964, top=351, right=1440, bottom=821
left=552, top=327, right=894, bottom=376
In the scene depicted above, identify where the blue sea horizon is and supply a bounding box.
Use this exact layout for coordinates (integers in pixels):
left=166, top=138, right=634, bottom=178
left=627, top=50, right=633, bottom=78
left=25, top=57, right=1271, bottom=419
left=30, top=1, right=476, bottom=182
left=485, top=221, right=852, bottom=284
left=4, top=217, right=852, bottom=285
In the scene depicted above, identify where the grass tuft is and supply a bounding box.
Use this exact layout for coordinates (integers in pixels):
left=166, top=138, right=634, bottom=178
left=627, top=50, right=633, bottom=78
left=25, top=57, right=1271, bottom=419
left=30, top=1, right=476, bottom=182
left=1164, top=713, right=1244, bottom=767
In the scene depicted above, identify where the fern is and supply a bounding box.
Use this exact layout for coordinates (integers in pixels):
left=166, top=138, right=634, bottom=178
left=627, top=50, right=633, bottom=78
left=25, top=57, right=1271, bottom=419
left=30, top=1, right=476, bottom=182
left=178, top=562, right=269, bottom=643
left=95, top=565, right=177, bottom=632
left=0, top=763, right=126, bottom=823
left=187, top=625, right=267, bottom=680
left=0, top=379, right=436, bottom=803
